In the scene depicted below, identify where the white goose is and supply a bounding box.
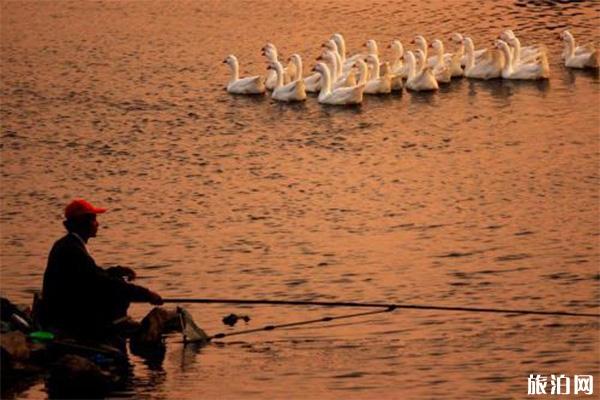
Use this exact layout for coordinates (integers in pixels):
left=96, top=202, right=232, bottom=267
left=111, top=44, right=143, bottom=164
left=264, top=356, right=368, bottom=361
left=560, top=30, right=599, bottom=69
left=453, top=33, right=487, bottom=67
left=404, top=51, right=438, bottom=91
left=318, top=50, right=356, bottom=89
left=429, top=40, right=452, bottom=83
left=331, top=33, right=363, bottom=72
left=223, top=55, right=266, bottom=94
left=262, top=43, right=296, bottom=90
left=499, top=30, right=546, bottom=62
left=268, top=58, right=306, bottom=102
left=499, top=30, right=547, bottom=65
left=322, top=40, right=347, bottom=81
left=288, top=54, right=319, bottom=93
left=312, top=62, right=365, bottom=105
left=463, top=37, right=504, bottom=80
left=388, top=40, right=407, bottom=90
left=433, top=36, right=464, bottom=77
left=495, top=39, right=549, bottom=80
left=413, top=35, right=431, bottom=65
left=363, top=54, right=392, bottom=94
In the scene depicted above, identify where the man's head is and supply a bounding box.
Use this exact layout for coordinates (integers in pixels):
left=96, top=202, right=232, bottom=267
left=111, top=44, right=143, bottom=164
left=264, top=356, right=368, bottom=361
left=63, top=199, right=106, bottom=240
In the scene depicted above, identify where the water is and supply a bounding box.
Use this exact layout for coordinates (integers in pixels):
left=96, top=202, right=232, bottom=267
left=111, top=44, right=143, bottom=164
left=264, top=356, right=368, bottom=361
left=1, top=0, right=599, bottom=398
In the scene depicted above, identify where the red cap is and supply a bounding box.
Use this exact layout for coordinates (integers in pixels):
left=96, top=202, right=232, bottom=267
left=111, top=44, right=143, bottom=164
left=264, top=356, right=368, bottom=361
left=64, top=199, right=107, bottom=220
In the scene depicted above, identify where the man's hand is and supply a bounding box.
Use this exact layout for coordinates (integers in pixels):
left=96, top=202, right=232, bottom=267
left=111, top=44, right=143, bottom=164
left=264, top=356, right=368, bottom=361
left=148, top=290, right=163, bottom=306
left=107, top=266, right=137, bottom=281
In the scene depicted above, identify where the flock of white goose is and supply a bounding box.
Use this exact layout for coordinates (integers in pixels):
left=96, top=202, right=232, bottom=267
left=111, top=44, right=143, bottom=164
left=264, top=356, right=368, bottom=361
left=223, top=30, right=599, bottom=105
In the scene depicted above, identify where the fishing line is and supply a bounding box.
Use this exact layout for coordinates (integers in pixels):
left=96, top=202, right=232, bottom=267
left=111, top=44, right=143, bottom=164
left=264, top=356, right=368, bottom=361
left=163, top=298, right=599, bottom=318
left=207, top=307, right=395, bottom=341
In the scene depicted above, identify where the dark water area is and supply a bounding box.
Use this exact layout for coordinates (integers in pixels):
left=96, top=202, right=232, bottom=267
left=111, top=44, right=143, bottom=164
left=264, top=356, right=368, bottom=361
left=1, top=0, right=599, bottom=398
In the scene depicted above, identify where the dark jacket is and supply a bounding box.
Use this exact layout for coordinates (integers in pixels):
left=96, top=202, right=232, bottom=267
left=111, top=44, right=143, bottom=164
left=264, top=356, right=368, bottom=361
left=42, top=233, right=153, bottom=336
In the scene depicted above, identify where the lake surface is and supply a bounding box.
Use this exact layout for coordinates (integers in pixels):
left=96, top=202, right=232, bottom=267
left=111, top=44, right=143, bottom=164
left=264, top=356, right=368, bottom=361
left=1, top=0, right=599, bottom=398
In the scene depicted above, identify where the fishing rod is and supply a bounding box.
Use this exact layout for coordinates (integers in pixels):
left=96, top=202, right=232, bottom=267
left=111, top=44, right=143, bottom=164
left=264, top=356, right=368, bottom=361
left=207, top=307, right=395, bottom=341
left=163, top=298, right=599, bottom=318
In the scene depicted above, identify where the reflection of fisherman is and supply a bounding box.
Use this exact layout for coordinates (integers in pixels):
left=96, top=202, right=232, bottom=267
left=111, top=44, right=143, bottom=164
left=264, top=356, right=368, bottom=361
left=41, top=199, right=163, bottom=338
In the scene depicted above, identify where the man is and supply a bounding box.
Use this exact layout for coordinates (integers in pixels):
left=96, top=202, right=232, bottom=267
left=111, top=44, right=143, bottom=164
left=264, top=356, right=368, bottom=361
left=42, top=199, right=163, bottom=338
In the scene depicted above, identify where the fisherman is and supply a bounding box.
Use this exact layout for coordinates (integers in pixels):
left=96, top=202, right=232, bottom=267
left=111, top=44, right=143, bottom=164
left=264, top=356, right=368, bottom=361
left=41, top=199, right=163, bottom=339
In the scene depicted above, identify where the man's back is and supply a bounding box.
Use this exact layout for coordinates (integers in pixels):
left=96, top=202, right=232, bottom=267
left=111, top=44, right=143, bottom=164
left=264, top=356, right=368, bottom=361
left=42, top=233, right=130, bottom=336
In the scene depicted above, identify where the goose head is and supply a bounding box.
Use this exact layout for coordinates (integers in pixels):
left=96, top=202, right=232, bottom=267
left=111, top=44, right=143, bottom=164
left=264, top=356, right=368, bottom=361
left=318, top=50, right=335, bottom=64
left=414, top=49, right=426, bottom=70
left=413, top=35, right=427, bottom=52
left=289, top=54, right=302, bottom=66
left=430, top=39, right=444, bottom=53
left=311, top=62, right=329, bottom=76
left=463, top=36, right=475, bottom=51
left=261, top=43, right=278, bottom=59
left=266, top=61, right=277, bottom=71
left=223, top=55, right=238, bottom=67
left=364, top=39, right=379, bottom=55
left=560, top=30, right=573, bottom=41
left=389, top=40, right=404, bottom=57
left=449, top=33, right=463, bottom=43
left=322, top=39, right=338, bottom=53
left=262, top=43, right=276, bottom=52
left=365, top=54, right=379, bottom=66
left=494, top=39, right=510, bottom=55
left=403, top=51, right=416, bottom=70
left=331, top=33, right=345, bottom=53
left=499, top=30, right=516, bottom=41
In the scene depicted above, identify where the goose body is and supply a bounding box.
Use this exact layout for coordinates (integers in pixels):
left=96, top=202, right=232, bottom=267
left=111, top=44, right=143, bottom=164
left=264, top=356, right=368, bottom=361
left=363, top=55, right=392, bottom=94
left=560, top=30, right=599, bottom=69
left=313, top=62, right=364, bottom=105
left=269, top=57, right=306, bottom=102
left=223, top=55, right=266, bottom=94
left=303, top=72, right=321, bottom=93
left=463, top=37, right=504, bottom=80
left=404, top=51, right=438, bottom=91
left=496, top=40, right=549, bottom=80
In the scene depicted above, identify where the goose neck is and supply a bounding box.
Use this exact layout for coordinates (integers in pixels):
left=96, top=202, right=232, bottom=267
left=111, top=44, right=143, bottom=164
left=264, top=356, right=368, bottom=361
left=464, top=39, right=474, bottom=70
left=564, top=34, right=575, bottom=57
left=334, top=51, right=342, bottom=79
left=318, top=64, right=332, bottom=98
left=406, top=54, right=416, bottom=80
left=294, top=57, right=303, bottom=80
left=230, top=60, right=240, bottom=81
left=335, top=35, right=347, bottom=63
left=499, top=41, right=513, bottom=73
left=274, top=62, right=284, bottom=88
left=511, top=38, right=522, bottom=62
left=357, top=61, right=368, bottom=85
left=369, top=56, right=380, bottom=79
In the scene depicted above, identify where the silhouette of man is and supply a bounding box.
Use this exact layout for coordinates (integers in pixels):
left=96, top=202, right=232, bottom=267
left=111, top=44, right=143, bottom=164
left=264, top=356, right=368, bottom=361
left=42, top=199, right=163, bottom=338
